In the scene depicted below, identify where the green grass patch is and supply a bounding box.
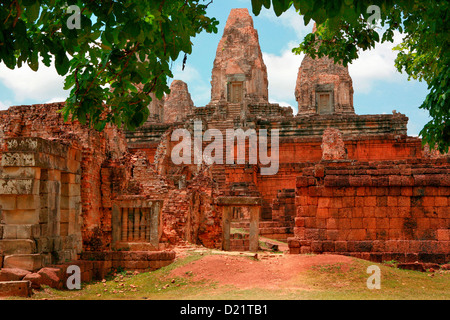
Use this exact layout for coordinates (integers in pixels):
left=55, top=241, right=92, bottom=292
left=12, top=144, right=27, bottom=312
left=299, top=259, right=450, bottom=300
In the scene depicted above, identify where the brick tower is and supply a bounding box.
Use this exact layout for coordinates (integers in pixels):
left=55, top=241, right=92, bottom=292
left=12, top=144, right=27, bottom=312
left=295, top=25, right=355, bottom=115
left=209, top=8, right=269, bottom=109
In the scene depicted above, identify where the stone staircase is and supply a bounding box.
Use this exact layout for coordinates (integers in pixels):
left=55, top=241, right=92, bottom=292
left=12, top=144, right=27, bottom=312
left=208, top=119, right=235, bottom=132
left=206, top=103, right=242, bottom=132
left=227, top=103, right=242, bottom=120
left=231, top=219, right=293, bottom=242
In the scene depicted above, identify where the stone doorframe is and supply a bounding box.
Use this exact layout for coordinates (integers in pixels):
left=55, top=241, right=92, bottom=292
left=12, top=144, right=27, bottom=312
left=217, top=197, right=261, bottom=252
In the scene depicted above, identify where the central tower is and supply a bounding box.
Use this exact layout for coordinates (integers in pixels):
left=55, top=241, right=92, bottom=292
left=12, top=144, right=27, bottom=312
left=209, top=8, right=269, bottom=107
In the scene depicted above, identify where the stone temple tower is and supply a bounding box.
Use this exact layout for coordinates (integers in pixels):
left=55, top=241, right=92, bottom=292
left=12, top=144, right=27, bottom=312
left=209, top=8, right=269, bottom=108
left=295, top=26, right=354, bottom=115
left=164, top=80, right=195, bottom=123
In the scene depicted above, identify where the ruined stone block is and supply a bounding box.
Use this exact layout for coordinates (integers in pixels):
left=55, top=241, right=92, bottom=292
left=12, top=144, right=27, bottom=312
left=0, top=238, right=36, bottom=256
left=2, top=225, right=17, bottom=239
left=0, top=281, right=32, bottom=297
left=4, top=254, right=44, bottom=271
left=2, top=209, right=39, bottom=225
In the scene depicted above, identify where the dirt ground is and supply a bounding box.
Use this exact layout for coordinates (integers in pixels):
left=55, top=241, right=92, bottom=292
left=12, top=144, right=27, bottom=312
left=170, top=250, right=355, bottom=290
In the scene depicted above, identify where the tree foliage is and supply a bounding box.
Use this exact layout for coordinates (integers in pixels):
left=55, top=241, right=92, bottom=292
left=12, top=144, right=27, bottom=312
left=1, top=1, right=448, bottom=152
left=0, top=0, right=218, bottom=131
left=252, top=0, right=449, bottom=153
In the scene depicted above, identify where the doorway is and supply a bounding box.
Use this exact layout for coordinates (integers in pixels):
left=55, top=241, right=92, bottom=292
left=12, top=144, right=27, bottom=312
left=229, top=82, right=243, bottom=103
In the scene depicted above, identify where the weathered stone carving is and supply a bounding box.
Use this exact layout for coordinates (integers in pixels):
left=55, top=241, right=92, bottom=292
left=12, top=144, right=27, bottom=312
left=321, top=128, right=348, bottom=160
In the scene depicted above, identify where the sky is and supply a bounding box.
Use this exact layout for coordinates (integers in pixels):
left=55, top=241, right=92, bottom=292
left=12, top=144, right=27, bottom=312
left=0, top=0, right=430, bottom=137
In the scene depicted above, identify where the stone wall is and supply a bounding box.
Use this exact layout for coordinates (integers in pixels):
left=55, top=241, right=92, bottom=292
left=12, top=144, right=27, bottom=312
left=0, top=103, right=128, bottom=255
left=0, top=137, right=82, bottom=270
left=289, top=159, right=450, bottom=263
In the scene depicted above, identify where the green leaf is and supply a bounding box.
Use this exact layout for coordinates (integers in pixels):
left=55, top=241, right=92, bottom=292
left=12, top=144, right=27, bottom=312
left=251, top=0, right=263, bottom=15
left=25, top=1, right=41, bottom=22
left=272, top=0, right=291, bottom=17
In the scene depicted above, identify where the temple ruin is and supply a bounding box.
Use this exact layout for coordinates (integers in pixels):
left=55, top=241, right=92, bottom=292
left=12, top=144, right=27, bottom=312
left=0, top=8, right=448, bottom=295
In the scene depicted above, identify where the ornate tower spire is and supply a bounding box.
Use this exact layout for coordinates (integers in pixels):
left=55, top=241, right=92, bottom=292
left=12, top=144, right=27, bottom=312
left=295, top=25, right=354, bottom=115
left=209, top=8, right=269, bottom=106
left=164, top=80, right=194, bottom=123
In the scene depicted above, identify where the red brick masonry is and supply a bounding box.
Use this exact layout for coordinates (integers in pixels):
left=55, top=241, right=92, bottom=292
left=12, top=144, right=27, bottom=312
left=288, top=158, right=450, bottom=263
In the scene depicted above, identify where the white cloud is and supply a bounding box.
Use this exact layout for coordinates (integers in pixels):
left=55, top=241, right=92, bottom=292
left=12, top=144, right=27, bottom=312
left=0, top=100, right=12, bottom=111
left=349, top=31, right=405, bottom=93
left=0, top=63, right=69, bottom=104
left=263, top=44, right=303, bottom=108
left=259, top=8, right=314, bottom=43
left=172, top=63, right=202, bottom=83
left=46, top=97, right=67, bottom=104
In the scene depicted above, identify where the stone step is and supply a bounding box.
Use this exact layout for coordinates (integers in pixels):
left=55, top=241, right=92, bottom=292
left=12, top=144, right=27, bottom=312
left=260, top=233, right=290, bottom=242
left=3, top=254, right=50, bottom=271
left=0, top=239, right=36, bottom=255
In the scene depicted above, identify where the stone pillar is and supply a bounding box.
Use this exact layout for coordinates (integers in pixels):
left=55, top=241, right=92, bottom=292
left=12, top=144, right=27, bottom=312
left=140, top=209, right=147, bottom=241
left=121, top=207, right=128, bottom=241
left=149, top=204, right=160, bottom=248
left=133, top=209, right=140, bottom=241
left=222, top=206, right=231, bottom=251
left=111, top=204, right=121, bottom=244
left=249, top=206, right=260, bottom=252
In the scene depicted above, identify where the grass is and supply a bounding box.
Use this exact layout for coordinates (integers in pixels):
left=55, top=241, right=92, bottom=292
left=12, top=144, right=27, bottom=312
left=10, top=251, right=450, bottom=300
left=22, top=252, right=208, bottom=301
left=301, top=259, right=450, bottom=300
